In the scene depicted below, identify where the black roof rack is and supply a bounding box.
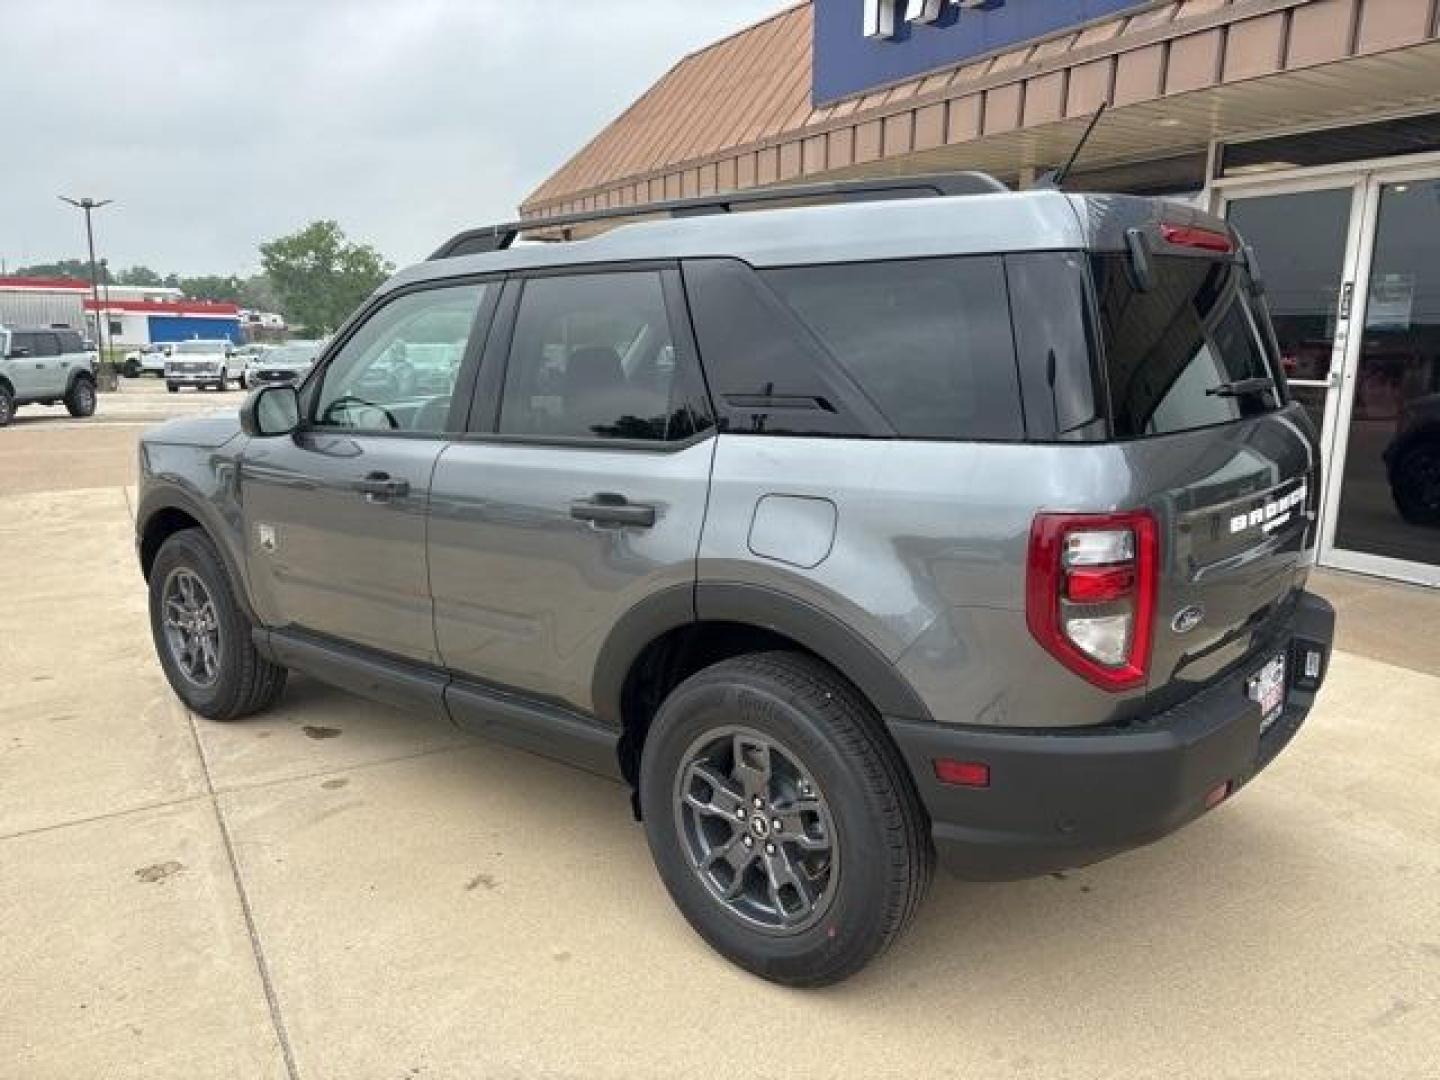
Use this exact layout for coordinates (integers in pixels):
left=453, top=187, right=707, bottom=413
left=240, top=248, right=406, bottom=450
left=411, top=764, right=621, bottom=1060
left=431, top=171, right=1008, bottom=260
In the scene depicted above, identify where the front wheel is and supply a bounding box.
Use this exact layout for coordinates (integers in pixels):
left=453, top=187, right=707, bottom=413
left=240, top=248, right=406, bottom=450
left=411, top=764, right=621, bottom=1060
left=0, top=384, right=13, bottom=427
left=639, top=652, right=933, bottom=987
left=148, top=528, right=287, bottom=720
left=167, top=383, right=179, bottom=393
left=64, top=376, right=97, bottom=418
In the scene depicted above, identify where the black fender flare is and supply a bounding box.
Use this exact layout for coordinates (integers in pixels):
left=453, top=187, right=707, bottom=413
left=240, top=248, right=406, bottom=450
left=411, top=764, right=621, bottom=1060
left=66, top=366, right=96, bottom=393
left=590, top=581, right=933, bottom=730
left=136, top=481, right=258, bottom=622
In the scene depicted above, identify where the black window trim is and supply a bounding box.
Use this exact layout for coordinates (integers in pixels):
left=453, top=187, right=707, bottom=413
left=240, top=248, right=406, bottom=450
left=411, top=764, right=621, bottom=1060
left=458, top=259, right=717, bottom=454
left=298, top=274, right=504, bottom=441
left=754, top=251, right=1039, bottom=443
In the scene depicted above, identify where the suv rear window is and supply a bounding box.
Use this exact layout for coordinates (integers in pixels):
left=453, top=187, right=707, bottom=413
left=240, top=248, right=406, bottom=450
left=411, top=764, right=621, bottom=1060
left=1090, top=255, right=1282, bottom=438
left=762, top=257, right=1023, bottom=440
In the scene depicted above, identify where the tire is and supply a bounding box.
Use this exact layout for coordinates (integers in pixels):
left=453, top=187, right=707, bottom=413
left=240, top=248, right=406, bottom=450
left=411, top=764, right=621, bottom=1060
left=639, top=651, right=933, bottom=987
left=123, top=360, right=140, bottom=378
left=148, top=527, right=287, bottom=721
left=167, top=383, right=179, bottom=393
left=1390, top=440, right=1440, bottom=526
left=0, top=384, right=13, bottom=427
left=64, top=375, right=97, bottom=418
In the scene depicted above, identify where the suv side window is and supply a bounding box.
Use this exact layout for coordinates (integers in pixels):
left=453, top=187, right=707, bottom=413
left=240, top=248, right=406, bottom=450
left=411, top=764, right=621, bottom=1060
left=29, top=332, right=61, bottom=358
left=498, top=271, right=704, bottom=442
left=312, top=283, right=489, bottom=434
left=762, top=257, right=1023, bottom=441
left=56, top=330, right=85, bottom=354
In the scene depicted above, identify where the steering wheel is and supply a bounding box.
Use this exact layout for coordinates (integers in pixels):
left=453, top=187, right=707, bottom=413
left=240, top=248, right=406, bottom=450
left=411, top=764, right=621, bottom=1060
left=322, top=394, right=400, bottom=431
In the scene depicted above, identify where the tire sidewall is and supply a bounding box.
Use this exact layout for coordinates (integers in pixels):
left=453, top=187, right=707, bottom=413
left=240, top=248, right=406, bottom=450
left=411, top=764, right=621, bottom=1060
left=67, top=377, right=96, bottom=417
left=148, top=530, right=249, bottom=718
left=640, top=668, right=902, bottom=982
left=0, top=386, right=13, bottom=426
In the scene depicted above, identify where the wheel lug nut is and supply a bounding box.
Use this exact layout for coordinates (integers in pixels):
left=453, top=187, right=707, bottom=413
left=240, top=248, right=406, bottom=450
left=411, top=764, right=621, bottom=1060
left=772, top=819, right=783, bottom=832
left=735, top=807, right=746, bottom=819
left=743, top=836, right=754, bottom=848
left=765, top=842, right=776, bottom=855
left=752, top=796, right=764, bottom=809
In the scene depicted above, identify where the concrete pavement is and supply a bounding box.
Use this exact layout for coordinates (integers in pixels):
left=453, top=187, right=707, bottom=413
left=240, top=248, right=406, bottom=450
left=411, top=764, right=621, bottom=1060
left=1, top=397, right=1438, bottom=1079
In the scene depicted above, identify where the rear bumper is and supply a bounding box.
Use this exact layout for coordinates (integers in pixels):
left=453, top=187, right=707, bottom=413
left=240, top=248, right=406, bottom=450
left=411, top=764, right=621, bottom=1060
left=887, top=590, right=1335, bottom=881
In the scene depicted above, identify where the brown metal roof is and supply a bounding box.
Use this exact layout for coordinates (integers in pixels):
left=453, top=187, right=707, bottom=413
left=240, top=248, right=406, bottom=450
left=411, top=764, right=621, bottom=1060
left=522, top=0, right=1440, bottom=217
left=525, top=4, right=813, bottom=211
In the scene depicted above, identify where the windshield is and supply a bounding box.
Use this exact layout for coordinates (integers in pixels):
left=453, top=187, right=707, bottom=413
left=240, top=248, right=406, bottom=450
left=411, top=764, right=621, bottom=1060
left=266, top=344, right=319, bottom=366
left=1090, top=255, right=1284, bottom=438
left=174, top=340, right=227, bottom=355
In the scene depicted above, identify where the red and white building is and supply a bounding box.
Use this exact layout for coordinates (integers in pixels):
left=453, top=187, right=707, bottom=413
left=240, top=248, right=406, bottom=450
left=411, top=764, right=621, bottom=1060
left=0, top=276, right=241, bottom=346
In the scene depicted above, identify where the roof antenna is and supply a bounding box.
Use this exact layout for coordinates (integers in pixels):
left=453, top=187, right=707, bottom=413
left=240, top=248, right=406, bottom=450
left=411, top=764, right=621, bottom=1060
left=1037, top=103, right=1107, bottom=190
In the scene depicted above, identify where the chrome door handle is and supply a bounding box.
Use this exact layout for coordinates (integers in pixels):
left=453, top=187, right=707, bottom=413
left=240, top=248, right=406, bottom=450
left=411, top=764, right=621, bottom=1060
left=570, top=492, right=656, bottom=528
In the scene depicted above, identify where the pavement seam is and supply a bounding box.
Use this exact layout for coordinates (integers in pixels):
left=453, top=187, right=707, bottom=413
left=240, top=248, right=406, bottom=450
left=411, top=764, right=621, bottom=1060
left=184, top=708, right=303, bottom=1080
left=208, top=736, right=479, bottom=798
left=0, top=792, right=211, bottom=844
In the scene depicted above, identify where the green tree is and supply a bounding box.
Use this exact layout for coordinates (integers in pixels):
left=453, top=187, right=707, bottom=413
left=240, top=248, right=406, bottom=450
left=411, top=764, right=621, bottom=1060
left=17, top=258, right=109, bottom=283
left=178, top=274, right=244, bottom=303
left=237, top=273, right=281, bottom=314
left=118, top=265, right=164, bottom=286
left=259, top=220, right=392, bottom=334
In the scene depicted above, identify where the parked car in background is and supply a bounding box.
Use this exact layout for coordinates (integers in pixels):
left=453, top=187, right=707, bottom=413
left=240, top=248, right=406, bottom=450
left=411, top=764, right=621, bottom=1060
left=243, top=340, right=322, bottom=389
left=124, top=343, right=172, bottom=378
left=164, top=339, right=241, bottom=392
left=135, top=176, right=1338, bottom=987
left=0, top=325, right=98, bottom=425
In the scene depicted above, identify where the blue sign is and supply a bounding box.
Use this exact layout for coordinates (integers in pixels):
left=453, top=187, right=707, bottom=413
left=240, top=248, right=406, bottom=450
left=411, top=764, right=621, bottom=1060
left=814, top=0, right=1152, bottom=106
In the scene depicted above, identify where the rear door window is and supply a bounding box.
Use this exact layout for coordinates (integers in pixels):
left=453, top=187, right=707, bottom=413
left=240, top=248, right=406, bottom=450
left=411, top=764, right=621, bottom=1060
left=1090, top=255, right=1283, bottom=437
left=761, top=257, right=1023, bottom=440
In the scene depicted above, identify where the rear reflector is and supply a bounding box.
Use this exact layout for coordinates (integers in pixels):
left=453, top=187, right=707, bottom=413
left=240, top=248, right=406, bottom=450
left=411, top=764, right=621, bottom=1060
left=934, top=759, right=990, bottom=788
left=1160, top=223, right=1234, bottom=253
left=1065, top=564, right=1136, bottom=603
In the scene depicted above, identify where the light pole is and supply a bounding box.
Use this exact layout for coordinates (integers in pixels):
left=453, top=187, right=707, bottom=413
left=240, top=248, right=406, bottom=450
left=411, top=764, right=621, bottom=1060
left=58, top=196, right=113, bottom=378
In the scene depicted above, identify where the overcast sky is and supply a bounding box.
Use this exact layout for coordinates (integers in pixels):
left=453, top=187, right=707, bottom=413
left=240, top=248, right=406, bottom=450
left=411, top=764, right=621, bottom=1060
left=1, top=0, right=783, bottom=278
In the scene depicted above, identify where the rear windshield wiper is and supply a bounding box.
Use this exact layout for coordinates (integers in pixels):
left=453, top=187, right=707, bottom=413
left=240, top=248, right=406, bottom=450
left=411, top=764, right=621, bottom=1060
left=1206, top=377, right=1276, bottom=399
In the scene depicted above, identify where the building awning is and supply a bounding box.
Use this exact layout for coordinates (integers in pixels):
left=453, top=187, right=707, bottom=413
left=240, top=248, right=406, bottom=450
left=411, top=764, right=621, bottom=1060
left=522, top=0, right=1440, bottom=218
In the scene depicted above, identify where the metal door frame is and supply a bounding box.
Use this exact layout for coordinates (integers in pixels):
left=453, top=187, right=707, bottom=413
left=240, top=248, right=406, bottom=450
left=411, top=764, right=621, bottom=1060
left=1213, top=154, right=1440, bottom=587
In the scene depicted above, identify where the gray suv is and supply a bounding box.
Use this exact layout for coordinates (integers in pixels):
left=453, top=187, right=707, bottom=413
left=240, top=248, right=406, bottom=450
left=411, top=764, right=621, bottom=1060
left=0, top=326, right=97, bottom=425
left=135, top=175, right=1335, bottom=986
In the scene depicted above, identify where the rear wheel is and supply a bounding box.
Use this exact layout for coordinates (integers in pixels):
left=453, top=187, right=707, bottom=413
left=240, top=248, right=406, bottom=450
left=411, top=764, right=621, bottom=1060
left=167, top=382, right=179, bottom=393
left=639, top=652, right=932, bottom=987
left=148, top=528, right=287, bottom=721
left=64, top=375, right=96, bottom=418
left=0, top=384, right=13, bottom=427
left=1391, top=439, right=1440, bottom=525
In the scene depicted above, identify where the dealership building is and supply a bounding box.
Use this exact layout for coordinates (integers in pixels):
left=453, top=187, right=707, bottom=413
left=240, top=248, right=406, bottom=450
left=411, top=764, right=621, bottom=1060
left=0, top=276, right=241, bottom=347
left=523, top=0, right=1440, bottom=587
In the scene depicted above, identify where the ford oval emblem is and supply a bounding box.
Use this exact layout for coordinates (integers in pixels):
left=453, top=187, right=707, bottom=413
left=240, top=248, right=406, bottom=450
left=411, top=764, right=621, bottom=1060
left=1171, top=605, right=1205, bottom=634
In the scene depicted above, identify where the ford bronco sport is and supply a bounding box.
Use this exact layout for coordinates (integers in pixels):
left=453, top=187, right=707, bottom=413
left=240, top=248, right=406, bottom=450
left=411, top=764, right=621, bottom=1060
left=0, top=326, right=97, bottom=426
left=136, top=174, right=1335, bottom=986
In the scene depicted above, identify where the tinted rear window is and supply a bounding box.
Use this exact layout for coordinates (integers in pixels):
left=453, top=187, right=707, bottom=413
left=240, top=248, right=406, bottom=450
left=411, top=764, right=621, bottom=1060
left=1090, top=255, right=1282, bottom=438
left=762, top=257, right=1023, bottom=440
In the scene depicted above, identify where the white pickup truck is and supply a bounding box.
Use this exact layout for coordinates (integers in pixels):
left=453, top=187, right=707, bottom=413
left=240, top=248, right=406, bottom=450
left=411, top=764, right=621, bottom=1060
left=164, top=339, right=243, bottom=392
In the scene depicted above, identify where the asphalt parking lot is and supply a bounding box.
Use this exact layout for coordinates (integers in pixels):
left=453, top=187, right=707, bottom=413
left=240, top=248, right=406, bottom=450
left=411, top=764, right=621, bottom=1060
left=2, top=382, right=1438, bottom=1079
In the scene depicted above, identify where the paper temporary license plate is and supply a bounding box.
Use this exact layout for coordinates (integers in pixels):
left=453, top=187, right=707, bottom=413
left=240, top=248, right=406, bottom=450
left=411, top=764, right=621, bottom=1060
left=1247, top=654, right=1287, bottom=732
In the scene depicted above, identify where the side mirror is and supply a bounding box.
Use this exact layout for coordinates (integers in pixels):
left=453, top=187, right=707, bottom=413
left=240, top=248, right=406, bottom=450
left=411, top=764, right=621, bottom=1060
left=240, top=384, right=300, bottom=437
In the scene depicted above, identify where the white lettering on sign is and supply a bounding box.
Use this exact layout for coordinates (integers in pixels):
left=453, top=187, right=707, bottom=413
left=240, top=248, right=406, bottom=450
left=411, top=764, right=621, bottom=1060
left=864, top=0, right=1005, bottom=41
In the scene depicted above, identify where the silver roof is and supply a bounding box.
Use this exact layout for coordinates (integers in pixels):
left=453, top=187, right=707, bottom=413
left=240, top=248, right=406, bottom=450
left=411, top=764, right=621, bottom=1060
left=384, top=191, right=1229, bottom=295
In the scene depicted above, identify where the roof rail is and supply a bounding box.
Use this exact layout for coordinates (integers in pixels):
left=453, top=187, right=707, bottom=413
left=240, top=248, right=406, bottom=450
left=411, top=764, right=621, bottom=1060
left=431, top=171, right=1009, bottom=259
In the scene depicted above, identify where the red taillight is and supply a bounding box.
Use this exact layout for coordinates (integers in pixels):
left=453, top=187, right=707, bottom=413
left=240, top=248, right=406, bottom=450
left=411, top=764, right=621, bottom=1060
left=934, top=759, right=990, bottom=788
left=1160, top=223, right=1234, bottom=253
left=1026, top=511, right=1158, bottom=691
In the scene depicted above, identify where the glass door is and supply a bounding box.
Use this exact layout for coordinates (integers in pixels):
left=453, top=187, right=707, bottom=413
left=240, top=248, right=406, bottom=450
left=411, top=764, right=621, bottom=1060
left=1324, top=169, right=1440, bottom=586
left=1221, top=181, right=1363, bottom=450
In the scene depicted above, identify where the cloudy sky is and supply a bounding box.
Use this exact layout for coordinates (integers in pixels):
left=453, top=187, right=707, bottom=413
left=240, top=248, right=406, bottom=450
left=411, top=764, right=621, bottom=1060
left=2, top=0, right=783, bottom=277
